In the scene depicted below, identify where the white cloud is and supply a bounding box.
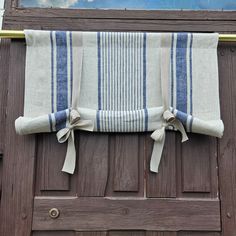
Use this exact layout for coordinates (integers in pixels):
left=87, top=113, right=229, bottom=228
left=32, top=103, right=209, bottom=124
left=37, top=0, right=79, bottom=8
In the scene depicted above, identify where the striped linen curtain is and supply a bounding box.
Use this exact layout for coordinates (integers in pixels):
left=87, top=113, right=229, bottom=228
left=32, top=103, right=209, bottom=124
left=15, top=30, right=224, bottom=174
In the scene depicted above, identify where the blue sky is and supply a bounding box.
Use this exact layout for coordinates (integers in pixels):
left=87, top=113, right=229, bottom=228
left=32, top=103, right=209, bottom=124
left=21, top=0, right=236, bottom=10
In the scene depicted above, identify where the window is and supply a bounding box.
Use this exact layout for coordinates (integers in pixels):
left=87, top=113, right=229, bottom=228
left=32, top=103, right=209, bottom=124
left=20, top=0, right=236, bottom=10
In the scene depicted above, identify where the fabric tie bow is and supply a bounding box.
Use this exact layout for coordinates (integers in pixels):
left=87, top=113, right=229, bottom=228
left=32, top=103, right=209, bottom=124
left=150, top=110, right=188, bottom=173
left=56, top=109, right=94, bottom=174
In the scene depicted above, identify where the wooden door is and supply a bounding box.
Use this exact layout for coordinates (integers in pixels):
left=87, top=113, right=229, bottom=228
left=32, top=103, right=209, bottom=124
left=1, top=3, right=236, bottom=236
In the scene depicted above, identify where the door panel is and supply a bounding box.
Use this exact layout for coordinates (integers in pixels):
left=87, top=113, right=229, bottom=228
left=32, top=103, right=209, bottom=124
left=2, top=25, right=236, bottom=236
left=0, top=40, right=221, bottom=236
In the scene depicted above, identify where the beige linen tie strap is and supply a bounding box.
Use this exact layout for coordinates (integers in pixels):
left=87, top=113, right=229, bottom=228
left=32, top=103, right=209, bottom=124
left=150, top=110, right=188, bottom=172
left=56, top=32, right=94, bottom=174
left=57, top=109, right=93, bottom=174
left=150, top=34, right=188, bottom=173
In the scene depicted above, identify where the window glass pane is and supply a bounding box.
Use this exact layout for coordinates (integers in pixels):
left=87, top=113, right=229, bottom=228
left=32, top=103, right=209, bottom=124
left=20, top=0, right=236, bottom=10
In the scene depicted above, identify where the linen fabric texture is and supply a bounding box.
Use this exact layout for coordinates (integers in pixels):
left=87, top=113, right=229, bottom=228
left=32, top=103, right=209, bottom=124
left=15, top=30, right=224, bottom=174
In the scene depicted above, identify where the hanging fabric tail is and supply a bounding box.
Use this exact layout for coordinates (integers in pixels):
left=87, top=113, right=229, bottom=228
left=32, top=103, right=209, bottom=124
left=56, top=32, right=94, bottom=174
left=150, top=33, right=188, bottom=173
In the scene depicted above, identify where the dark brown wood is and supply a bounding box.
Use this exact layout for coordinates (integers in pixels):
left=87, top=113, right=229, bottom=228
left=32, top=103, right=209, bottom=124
left=0, top=39, right=10, bottom=234
left=0, top=38, right=9, bottom=220
left=77, top=132, right=109, bottom=197
left=76, top=232, right=107, bottom=236
left=146, top=232, right=177, bottom=236
left=106, top=134, right=144, bottom=197
left=146, top=132, right=176, bottom=198
left=5, top=7, right=236, bottom=20
left=32, top=198, right=221, bottom=231
left=4, top=17, right=236, bottom=32
left=37, top=133, right=69, bottom=191
left=113, top=134, right=139, bottom=192
left=181, top=135, right=215, bottom=193
left=218, top=45, right=236, bottom=236
left=176, top=134, right=219, bottom=199
left=0, top=39, right=10, bottom=155
left=33, top=232, right=74, bottom=236
left=0, top=40, right=36, bottom=236
left=1, top=3, right=234, bottom=236
left=0, top=156, right=2, bottom=201
left=110, top=231, right=144, bottom=236
left=179, top=233, right=220, bottom=236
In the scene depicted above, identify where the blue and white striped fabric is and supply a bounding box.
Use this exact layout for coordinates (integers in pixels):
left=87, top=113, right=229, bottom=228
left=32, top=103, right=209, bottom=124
left=96, top=32, right=149, bottom=132
left=15, top=30, right=224, bottom=170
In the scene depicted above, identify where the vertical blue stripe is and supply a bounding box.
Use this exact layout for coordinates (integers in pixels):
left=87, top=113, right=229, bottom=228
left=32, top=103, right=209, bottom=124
left=137, top=33, right=143, bottom=109
left=96, top=32, right=150, bottom=132
left=122, top=33, right=125, bottom=110
left=134, top=33, right=137, bottom=110
left=97, top=32, right=101, bottom=131
left=48, top=114, right=53, bottom=132
left=97, top=32, right=101, bottom=110
left=104, top=33, right=108, bottom=110
left=55, top=110, right=67, bottom=131
left=176, top=33, right=188, bottom=113
left=102, top=33, right=105, bottom=110
left=125, top=33, right=128, bottom=111
left=171, top=33, right=174, bottom=107
left=96, top=110, right=100, bottom=131
left=190, top=33, right=193, bottom=115
left=143, top=33, right=147, bottom=130
left=116, top=33, right=119, bottom=111
left=56, top=31, right=68, bottom=111
left=108, top=33, right=111, bottom=111
left=143, top=33, right=147, bottom=109
left=50, top=31, right=54, bottom=113
left=107, top=33, right=111, bottom=129
left=176, top=110, right=188, bottom=126
left=119, top=33, right=122, bottom=129
left=131, top=34, right=134, bottom=110
left=144, top=108, right=148, bottom=131
left=70, top=31, right=73, bottom=105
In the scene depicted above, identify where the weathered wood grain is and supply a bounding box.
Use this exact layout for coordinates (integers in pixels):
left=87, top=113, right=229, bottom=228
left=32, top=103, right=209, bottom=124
left=113, top=134, right=139, bottom=192
left=4, top=17, right=236, bottom=32
left=218, top=45, right=236, bottom=236
left=1, top=4, right=234, bottom=236
left=32, top=198, right=221, bottom=231
left=181, top=134, right=216, bottom=193
left=33, top=231, right=75, bottom=236
left=147, top=232, right=177, bottom=236
left=77, top=132, right=109, bottom=197
left=146, top=132, right=176, bottom=198
left=0, top=39, right=10, bottom=212
left=0, top=39, right=10, bottom=155
left=0, top=40, right=36, bottom=236
left=0, top=156, right=2, bottom=201
left=106, top=134, right=144, bottom=197
left=179, top=232, right=220, bottom=236
left=5, top=7, right=236, bottom=20
left=76, top=232, right=107, bottom=236
left=110, top=231, right=144, bottom=236
left=176, top=134, right=219, bottom=199
left=37, top=133, right=70, bottom=191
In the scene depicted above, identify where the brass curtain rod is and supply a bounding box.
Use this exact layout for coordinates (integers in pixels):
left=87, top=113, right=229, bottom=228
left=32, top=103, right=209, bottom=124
left=0, top=30, right=236, bottom=41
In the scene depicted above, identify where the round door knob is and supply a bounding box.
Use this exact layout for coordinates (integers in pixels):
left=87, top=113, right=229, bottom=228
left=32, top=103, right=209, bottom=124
left=49, top=208, right=60, bottom=219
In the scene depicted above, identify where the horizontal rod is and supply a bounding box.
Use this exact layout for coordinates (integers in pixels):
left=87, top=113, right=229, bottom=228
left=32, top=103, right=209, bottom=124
left=0, top=30, right=236, bottom=41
